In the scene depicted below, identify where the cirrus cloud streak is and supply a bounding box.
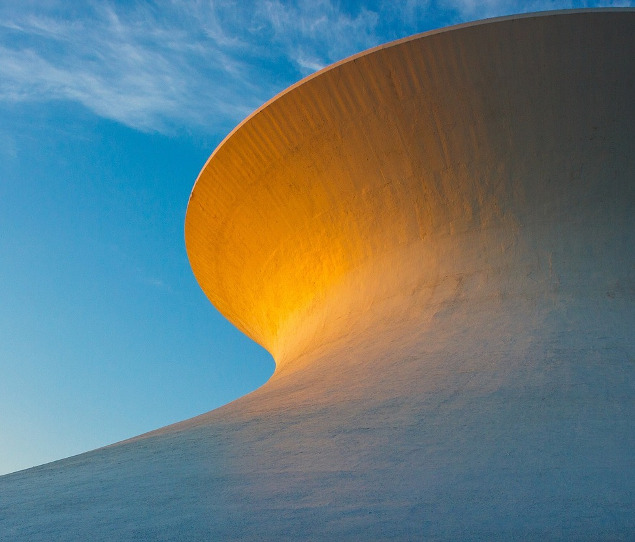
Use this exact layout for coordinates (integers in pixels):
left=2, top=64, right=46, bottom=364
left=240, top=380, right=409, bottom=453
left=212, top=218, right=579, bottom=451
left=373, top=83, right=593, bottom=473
left=0, top=0, right=631, bottom=134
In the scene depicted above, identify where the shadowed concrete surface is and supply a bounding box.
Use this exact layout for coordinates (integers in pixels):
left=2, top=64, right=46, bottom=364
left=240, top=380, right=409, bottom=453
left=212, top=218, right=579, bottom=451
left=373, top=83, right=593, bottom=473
left=1, top=10, right=634, bottom=540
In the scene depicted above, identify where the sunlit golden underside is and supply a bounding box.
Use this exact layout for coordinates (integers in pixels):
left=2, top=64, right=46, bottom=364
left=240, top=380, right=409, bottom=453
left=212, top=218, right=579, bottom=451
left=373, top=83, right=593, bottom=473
left=185, top=10, right=634, bottom=365
left=3, top=11, right=633, bottom=540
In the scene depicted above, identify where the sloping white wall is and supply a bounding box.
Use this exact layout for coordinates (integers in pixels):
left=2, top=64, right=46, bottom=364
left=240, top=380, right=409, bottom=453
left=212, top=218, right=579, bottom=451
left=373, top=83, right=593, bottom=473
left=1, top=10, right=634, bottom=540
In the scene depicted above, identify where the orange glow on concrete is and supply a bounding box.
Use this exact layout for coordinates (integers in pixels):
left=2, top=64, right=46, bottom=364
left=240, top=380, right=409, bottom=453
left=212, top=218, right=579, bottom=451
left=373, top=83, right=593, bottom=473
left=185, top=10, right=635, bottom=372
left=4, top=11, right=634, bottom=540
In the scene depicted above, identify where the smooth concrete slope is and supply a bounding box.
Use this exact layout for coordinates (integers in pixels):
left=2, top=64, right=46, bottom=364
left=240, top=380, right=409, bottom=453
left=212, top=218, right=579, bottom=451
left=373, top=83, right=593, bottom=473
left=2, top=10, right=634, bottom=541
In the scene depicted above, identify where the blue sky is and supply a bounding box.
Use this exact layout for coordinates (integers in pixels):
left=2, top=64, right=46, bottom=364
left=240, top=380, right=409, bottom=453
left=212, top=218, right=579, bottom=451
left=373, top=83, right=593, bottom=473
left=0, top=0, right=631, bottom=475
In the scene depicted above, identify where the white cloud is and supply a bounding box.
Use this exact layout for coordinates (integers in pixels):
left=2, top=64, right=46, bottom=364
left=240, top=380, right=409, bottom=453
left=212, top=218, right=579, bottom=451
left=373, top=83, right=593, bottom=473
left=0, top=0, right=631, bottom=134
left=437, top=0, right=563, bottom=18
left=295, top=53, right=327, bottom=73
left=256, top=0, right=381, bottom=75
left=0, top=1, right=269, bottom=133
left=438, top=0, right=633, bottom=19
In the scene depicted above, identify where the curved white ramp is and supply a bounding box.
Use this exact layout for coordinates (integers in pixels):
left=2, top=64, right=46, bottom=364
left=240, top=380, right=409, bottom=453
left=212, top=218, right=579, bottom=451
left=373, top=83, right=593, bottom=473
left=1, top=10, right=634, bottom=540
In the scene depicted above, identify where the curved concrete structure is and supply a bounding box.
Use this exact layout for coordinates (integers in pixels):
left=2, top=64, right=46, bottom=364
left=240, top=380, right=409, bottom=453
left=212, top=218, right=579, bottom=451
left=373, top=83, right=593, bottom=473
left=1, top=10, right=634, bottom=540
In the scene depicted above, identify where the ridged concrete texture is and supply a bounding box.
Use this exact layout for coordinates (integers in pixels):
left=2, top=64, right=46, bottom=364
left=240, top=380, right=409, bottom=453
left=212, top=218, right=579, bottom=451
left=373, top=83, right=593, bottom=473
left=1, top=10, right=634, bottom=540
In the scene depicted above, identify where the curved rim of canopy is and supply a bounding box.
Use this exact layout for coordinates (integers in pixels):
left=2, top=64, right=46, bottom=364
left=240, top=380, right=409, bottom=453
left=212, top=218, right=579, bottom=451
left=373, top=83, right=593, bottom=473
left=185, top=8, right=630, bottom=208
left=184, top=7, right=634, bottom=356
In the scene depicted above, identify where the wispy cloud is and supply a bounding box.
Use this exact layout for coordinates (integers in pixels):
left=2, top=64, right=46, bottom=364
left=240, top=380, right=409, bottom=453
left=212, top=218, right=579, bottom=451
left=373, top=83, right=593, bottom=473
left=0, top=0, right=631, bottom=134
left=255, top=0, right=380, bottom=74
left=438, top=0, right=633, bottom=19
left=0, top=1, right=269, bottom=133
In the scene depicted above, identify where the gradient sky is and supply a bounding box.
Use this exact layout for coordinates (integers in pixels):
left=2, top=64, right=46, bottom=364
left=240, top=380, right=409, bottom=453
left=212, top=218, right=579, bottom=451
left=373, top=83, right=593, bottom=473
left=1, top=0, right=631, bottom=476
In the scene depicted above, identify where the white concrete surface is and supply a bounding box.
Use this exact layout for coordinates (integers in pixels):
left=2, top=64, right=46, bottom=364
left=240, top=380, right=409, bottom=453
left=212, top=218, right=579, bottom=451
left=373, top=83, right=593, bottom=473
left=1, top=10, right=633, bottom=540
